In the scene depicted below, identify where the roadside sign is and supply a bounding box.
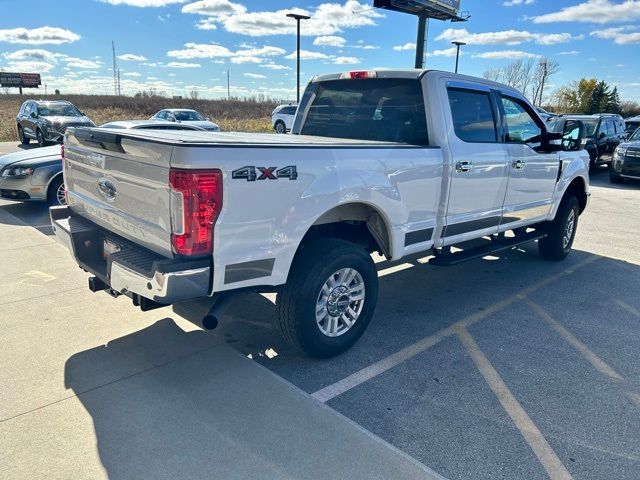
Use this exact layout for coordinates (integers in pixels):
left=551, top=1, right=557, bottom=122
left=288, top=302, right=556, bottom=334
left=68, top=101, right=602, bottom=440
left=374, top=0, right=462, bottom=16
left=0, top=72, right=42, bottom=88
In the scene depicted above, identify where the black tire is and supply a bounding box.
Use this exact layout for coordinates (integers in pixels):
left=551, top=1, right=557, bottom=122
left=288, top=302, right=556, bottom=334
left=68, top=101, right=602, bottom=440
left=47, top=176, right=66, bottom=206
left=276, top=238, right=378, bottom=358
left=538, top=195, right=579, bottom=261
left=36, top=129, right=46, bottom=148
left=609, top=173, right=624, bottom=184
left=17, top=125, right=30, bottom=145
left=274, top=121, right=286, bottom=134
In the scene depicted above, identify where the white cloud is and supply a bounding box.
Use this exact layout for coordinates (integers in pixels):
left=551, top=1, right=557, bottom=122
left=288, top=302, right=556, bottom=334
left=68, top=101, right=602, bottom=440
left=167, top=42, right=233, bottom=59
left=393, top=42, right=416, bottom=51
left=436, top=28, right=576, bottom=46
left=333, top=56, right=359, bottom=64
left=244, top=72, right=266, bottom=79
left=351, top=44, right=378, bottom=49
left=557, top=50, right=580, bottom=55
left=504, top=0, right=534, bottom=6
left=0, top=26, right=80, bottom=45
left=235, top=45, right=286, bottom=57
left=260, top=63, right=291, bottom=70
left=230, top=56, right=263, bottom=64
left=3, top=48, right=62, bottom=63
left=427, top=47, right=460, bottom=57
left=124, top=72, right=142, bottom=77
left=222, top=1, right=383, bottom=37
left=591, top=26, right=640, bottom=44
left=118, top=53, right=148, bottom=61
left=314, top=35, right=346, bottom=47
left=64, top=57, right=103, bottom=69
left=473, top=50, right=542, bottom=59
left=195, top=18, right=218, bottom=30
left=166, top=61, right=201, bottom=68
left=532, top=0, right=640, bottom=24
left=98, top=0, right=187, bottom=6
left=182, top=0, right=246, bottom=16
left=0, top=60, right=55, bottom=72
left=285, top=50, right=330, bottom=60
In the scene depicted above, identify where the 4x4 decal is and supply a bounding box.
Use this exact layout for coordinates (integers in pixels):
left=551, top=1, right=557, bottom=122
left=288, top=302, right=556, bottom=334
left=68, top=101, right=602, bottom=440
left=232, top=165, right=298, bottom=181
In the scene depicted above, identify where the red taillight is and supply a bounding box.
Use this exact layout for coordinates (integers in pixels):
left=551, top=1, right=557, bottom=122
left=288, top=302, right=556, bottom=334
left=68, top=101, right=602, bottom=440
left=340, top=70, right=377, bottom=79
left=61, top=144, right=65, bottom=159
left=169, top=168, right=222, bottom=256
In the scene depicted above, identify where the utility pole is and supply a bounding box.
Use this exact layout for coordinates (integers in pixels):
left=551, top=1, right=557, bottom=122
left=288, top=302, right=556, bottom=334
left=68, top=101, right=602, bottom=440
left=286, top=12, right=311, bottom=103
left=112, top=41, right=119, bottom=96
left=44, top=83, right=48, bottom=95
left=451, top=41, right=466, bottom=73
left=415, top=16, right=429, bottom=69
left=226, top=69, right=230, bottom=100
left=117, top=68, right=121, bottom=96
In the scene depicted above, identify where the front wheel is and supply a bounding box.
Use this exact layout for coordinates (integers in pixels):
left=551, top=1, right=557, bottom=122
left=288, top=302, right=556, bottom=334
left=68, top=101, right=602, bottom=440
left=274, top=121, right=286, bottom=134
left=538, top=195, right=579, bottom=261
left=36, top=129, right=46, bottom=148
left=47, top=176, right=67, bottom=206
left=276, top=239, right=378, bottom=358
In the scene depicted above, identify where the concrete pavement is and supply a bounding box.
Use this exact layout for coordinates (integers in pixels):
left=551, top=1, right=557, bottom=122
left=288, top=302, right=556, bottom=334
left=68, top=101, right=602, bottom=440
left=0, top=205, right=444, bottom=480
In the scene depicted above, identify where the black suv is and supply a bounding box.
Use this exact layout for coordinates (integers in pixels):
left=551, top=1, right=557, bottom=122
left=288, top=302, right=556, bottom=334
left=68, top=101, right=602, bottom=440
left=547, top=114, right=625, bottom=169
left=17, top=100, right=94, bottom=147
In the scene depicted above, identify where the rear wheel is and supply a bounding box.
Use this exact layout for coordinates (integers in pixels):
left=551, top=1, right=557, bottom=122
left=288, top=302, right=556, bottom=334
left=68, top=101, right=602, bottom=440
left=276, top=238, right=378, bottom=358
left=274, top=121, right=286, bottom=134
left=36, top=129, right=46, bottom=148
left=47, top=176, right=67, bottom=206
left=17, top=125, right=30, bottom=145
left=538, top=195, right=579, bottom=261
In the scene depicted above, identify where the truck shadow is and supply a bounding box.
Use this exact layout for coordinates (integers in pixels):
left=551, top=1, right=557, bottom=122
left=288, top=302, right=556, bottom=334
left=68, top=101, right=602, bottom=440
left=64, top=248, right=640, bottom=478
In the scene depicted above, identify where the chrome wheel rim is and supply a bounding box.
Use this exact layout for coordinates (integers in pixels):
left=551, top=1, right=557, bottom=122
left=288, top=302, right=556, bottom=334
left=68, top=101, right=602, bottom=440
left=37, top=131, right=44, bottom=146
left=276, top=123, right=285, bottom=133
left=56, top=183, right=67, bottom=205
left=18, top=127, right=24, bottom=142
left=563, top=209, right=575, bottom=249
left=316, top=268, right=365, bottom=337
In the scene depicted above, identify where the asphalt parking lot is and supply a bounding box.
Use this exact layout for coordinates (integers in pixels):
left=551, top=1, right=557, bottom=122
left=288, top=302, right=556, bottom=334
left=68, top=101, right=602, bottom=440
left=1, top=140, right=639, bottom=480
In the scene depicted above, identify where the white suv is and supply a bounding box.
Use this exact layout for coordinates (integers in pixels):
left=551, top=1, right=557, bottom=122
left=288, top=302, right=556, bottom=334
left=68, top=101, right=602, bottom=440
left=271, top=104, right=297, bottom=134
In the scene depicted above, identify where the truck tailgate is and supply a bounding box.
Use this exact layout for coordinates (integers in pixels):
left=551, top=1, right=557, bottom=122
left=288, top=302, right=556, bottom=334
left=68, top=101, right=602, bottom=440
left=64, top=128, right=174, bottom=257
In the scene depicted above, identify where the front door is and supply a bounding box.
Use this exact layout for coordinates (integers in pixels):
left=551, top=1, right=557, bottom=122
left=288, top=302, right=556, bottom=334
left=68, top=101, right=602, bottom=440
left=499, top=95, right=559, bottom=227
left=443, top=85, right=510, bottom=244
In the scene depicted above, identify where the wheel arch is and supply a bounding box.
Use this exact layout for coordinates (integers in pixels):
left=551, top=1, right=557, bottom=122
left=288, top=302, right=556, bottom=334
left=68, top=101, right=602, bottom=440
left=296, top=202, right=393, bottom=260
left=563, top=176, right=588, bottom=214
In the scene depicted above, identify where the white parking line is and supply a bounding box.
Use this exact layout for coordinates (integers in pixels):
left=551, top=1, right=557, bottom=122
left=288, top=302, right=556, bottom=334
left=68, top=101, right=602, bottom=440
left=456, top=327, right=574, bottom=480
left=614, top=299, right=640, bottom=318
left=525, top=299, right=623, bottom=381
left=312, top=255, right=598, bottom=403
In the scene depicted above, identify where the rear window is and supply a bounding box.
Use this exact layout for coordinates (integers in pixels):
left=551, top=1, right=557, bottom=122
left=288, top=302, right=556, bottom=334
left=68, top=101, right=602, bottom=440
left=293, top=78, right=428, bottom=145
left=448, top=89, right=497, bottom=143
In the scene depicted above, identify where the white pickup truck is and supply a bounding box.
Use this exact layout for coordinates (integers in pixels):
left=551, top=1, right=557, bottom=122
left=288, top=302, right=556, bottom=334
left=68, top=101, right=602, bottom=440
left=51, top=69, right=590, bottom=357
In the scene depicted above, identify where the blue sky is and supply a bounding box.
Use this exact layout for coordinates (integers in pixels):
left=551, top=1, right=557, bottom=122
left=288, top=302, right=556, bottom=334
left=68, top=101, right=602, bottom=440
left=0, top=0, right=638, bottom=101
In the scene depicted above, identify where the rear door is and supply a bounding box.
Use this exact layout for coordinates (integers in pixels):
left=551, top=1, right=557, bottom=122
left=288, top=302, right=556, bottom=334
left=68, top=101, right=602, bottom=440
left=499, top=94, right=559, bottom=226
left=443, top=85, right=509, bottom=243
left=64, top=128, right=175, bottom=257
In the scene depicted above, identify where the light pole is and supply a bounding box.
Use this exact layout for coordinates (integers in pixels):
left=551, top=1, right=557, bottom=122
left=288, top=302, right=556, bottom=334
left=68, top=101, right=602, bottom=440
left=286, top=12, right=310, bottom=103
left=451, top=41, right=466, bottom=74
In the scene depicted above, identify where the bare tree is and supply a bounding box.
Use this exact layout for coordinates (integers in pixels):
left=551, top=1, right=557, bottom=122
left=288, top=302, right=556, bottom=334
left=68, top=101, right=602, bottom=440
left=189, top=88, right=199, bottom=100
left=483, top=59, right=535, bottom=98
left=532, top=57, right=560, bottom=107
left=482, top=68, right=502, bottom=83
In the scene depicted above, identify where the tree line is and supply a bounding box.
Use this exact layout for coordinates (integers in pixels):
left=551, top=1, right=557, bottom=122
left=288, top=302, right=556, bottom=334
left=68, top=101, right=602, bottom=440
left=483, top=59, right=640, bottom=117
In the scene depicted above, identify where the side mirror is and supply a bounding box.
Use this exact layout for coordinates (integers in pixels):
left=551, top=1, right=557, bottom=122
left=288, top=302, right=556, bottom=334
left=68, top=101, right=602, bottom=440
left=560, top=120, right=585, bottom=152
left=598, top=131, right=606, bottom=140
left=167, top=115, right=176, bottom=122
left=30, top=111, right=37, bottom=118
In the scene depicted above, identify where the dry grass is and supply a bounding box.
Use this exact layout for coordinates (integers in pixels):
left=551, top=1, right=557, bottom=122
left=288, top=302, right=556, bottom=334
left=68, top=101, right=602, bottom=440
left=0, top=94, right=278, bottom=142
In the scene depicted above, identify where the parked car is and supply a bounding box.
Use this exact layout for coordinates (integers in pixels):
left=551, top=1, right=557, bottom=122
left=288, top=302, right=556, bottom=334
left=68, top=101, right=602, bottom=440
left=17, top=100, right=95, bottom=148
left=1, top=121, right=208, bottom=206
left=51, top=69, right=589, bottom=358
left=624, top=115, right=640, bottom=136
left=150, top=109, right=220, bottom=131
left=547, top=113, right=625, bottom=169
left=272, top=104, right=297, bottom=133
left=610, top=127, right=640, bottom=184
left=534, top=106, right=555, bottom=122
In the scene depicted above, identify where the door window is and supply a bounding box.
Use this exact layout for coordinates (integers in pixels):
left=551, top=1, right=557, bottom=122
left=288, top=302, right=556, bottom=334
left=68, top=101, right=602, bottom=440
left=606, top=119, right=615, bottom=135
left=500, top=96, right=542, bottom=144
left=156, top=111, right=167, bottom=120
left=448, top=89, right=497, bottom=143
left=23, top=103, right=32, bottom=116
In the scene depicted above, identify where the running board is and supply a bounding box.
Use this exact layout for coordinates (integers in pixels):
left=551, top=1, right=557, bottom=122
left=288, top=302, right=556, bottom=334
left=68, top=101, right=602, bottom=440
left=429, top=231, right=547, bottom=266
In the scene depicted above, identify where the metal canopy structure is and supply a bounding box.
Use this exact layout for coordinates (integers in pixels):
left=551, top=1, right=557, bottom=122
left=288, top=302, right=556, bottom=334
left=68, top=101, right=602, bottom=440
left=373, top=0, right=469, bottom=68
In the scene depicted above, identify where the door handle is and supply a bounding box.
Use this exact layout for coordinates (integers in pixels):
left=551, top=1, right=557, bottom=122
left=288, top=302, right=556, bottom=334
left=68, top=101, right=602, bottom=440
left=512, top=159, right=526, bottom=170
left=455, top=161, right=473, bottom=173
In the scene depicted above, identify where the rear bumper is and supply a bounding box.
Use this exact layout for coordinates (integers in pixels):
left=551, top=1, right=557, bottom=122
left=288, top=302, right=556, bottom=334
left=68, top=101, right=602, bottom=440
left=50, top=206, right=211, bottom=305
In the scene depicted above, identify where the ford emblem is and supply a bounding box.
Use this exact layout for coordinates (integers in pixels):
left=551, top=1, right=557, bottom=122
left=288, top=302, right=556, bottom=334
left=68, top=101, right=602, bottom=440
left=97, top=178, right=117, bottom=202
